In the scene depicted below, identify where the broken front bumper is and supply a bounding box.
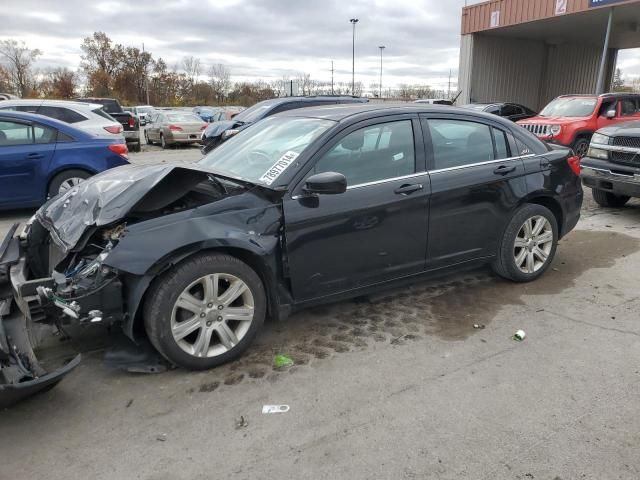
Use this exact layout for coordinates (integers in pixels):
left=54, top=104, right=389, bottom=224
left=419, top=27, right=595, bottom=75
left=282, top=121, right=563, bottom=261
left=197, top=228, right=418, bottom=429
left=0, top=223, right=80, bottom=408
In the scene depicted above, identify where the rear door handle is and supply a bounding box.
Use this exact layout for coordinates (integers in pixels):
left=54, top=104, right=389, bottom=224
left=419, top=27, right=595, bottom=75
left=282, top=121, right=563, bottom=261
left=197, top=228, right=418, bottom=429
left=493, top=165, right=516, bottom=175
left=394, top=183, right=423, bottom=195
left=27, top=153, right=44, bottom=159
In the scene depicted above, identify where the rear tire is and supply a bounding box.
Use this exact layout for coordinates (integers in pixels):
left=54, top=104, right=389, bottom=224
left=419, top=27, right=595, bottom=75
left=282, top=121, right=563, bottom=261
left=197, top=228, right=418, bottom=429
left=48, top=169, right=91, bottom=199
left=143, top=253, right=266, bottom=370
left=592, top=189, right=629, bottom=208
left=492, top=204, right=558, bottom=282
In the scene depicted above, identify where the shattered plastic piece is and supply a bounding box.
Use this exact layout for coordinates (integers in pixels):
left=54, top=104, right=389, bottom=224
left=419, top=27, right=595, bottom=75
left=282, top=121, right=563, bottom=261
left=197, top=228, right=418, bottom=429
left=235, top=415, right=249, bottom=429
left=273, top=354, right=294, bottom=368
left=473, top=324, right=485, bottom=329
left=262, top=404, right=290, bottom=414
left=513, top=330, right=526, bottom=341
left=156, top=433, right=167, bottom=442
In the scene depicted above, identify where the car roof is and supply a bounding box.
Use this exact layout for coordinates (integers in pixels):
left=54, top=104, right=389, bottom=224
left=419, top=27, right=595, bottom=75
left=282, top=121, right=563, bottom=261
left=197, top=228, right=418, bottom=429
left=278, top=103, right=504, bottom=123
left=0, top=99, right=103, bottom=110
left=256, top=96, right=367, bottom=108
left=0, top=110, right=92, bottom=137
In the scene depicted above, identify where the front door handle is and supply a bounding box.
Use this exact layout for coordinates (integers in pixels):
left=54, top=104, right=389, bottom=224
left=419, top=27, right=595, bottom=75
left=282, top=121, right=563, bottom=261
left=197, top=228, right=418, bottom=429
left=493, top=165, right=516, bottom=175
left=394, top=183, right=423, bottom=195
left=27, top=153, right=44, bottom=159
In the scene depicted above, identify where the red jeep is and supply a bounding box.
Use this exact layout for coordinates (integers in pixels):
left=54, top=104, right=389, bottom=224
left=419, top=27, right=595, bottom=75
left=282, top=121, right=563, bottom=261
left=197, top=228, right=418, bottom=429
left=517, top=93, right=640, bottom=157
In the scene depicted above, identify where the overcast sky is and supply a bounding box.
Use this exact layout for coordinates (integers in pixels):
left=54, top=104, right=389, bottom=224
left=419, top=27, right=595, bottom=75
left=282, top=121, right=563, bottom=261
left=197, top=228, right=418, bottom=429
left=2, top=0, right=639, bottom=93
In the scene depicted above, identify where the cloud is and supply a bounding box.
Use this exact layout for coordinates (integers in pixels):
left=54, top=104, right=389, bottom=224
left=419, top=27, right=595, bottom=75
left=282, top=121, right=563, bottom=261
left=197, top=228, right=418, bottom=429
left=1, top=0, right=638, bottom=91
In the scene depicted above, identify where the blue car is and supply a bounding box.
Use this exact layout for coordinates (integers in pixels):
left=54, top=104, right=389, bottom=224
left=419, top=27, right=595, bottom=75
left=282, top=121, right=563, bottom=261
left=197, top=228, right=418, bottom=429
left=0, top=111, right=130, bottom=210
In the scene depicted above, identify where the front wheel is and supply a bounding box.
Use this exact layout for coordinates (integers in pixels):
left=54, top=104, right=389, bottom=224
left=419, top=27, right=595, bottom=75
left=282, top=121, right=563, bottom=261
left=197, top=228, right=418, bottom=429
left=160, top=134, right=168, bottom=149
left=592, top=189, right=629, bottom=208
left=144, top=253, right=266, bottom=370
left=572, top=137, right=590, bottom=158
left=492, top=204, right=558, bottom=282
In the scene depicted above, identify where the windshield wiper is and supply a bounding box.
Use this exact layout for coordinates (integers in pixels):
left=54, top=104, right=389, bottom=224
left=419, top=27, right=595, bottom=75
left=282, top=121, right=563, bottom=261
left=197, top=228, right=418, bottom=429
left=207, top=174, right=228, bottom=195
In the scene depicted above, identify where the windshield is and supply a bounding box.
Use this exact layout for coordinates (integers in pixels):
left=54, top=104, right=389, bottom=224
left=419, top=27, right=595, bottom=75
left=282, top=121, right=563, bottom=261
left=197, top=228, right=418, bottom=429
left=166, top=113, right=203, bottom=122
left=540, top=97, right=597, bottom=117
left=199, top=116, right=335, bottom=186
left=232, top=102, right=274, bottom=123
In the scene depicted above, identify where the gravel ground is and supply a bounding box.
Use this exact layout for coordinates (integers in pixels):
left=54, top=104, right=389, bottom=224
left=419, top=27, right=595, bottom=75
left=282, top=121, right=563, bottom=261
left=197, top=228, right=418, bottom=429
left=1, top=152, right=639, bottom=480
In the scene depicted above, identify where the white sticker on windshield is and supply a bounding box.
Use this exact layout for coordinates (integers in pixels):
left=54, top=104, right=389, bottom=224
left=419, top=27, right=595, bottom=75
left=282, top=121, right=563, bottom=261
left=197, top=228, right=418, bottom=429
left=259, top=151, right=299, bottom=185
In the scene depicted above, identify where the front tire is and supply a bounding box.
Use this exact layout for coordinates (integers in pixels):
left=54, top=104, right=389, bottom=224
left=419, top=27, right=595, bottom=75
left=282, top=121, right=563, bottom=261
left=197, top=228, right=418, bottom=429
left=145, top=130, right=153, bottom=145
left=144, top=253, right=266, bottom=370
left=572, top=137, right=590, bottom=158
left=492, top=204, right=558, bottom=282
left=592, top=189, right=629, bottom=208
left=160, top=134, right=168, bottom=149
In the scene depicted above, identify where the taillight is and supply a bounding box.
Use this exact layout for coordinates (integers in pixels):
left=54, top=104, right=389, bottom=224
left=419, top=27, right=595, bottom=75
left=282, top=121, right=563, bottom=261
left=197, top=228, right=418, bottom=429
left=108, top=143, right=129, bottom=158
left=567, top=155, right=581, bottom=176
left=128, top=116, right=135, bottom=128
left=104, top=125, right=122, bottom=134
left=169, top=124, right=183, bottom=132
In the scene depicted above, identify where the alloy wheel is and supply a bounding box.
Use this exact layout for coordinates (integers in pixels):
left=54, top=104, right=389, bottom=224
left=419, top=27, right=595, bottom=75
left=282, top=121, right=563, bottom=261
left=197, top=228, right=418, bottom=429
left=513, top=215, right=554, bottom=274
left=58, top=177, right=84, bottom=194
left=170, top=273, right=255, bottom=358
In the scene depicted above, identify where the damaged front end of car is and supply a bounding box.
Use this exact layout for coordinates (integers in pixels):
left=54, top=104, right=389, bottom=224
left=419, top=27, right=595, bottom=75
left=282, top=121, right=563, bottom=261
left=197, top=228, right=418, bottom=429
left=1, top=163, right=286, bottom=406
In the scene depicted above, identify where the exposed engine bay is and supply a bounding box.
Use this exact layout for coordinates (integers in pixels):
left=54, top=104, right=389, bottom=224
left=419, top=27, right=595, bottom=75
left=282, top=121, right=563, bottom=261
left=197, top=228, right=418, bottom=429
left=1, top=164, right=268, bottom=407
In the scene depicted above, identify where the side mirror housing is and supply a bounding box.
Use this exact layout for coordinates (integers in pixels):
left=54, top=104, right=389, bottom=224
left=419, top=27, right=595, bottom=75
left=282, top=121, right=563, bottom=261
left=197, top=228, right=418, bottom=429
left=606, top=109, right=616, bottom=119
left=303, top=172, right=347, bottom=195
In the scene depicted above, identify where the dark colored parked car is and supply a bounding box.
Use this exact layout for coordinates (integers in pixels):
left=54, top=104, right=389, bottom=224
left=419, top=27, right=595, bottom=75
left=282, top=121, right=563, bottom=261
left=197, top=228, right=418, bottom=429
left=0, top=111, right=130, bottom=210
left=0, top=104, right=583, bottom=405
left=200, top=95, right=368, bottom=154
left=581, top=121, right=640, bottom=207
left=462, top=103, right=537, bottom=122
left=75, top=97, right=142, bottom=152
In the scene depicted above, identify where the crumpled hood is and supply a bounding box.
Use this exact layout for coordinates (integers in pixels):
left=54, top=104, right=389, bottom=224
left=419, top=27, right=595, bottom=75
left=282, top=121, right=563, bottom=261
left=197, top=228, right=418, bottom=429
left=36, top=162, right=216, bottom=253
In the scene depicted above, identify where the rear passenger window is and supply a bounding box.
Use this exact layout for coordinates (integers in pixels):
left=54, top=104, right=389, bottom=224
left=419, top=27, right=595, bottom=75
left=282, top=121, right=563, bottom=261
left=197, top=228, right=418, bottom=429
left=33, top=124, right=57, bottom=144
left=493, top=128, right=510, bottom=159
left=313, top=120, right=415, bottom=186
left=37, top=106, right=86, bottom=124
left=426, top=119, right=495, bottom=170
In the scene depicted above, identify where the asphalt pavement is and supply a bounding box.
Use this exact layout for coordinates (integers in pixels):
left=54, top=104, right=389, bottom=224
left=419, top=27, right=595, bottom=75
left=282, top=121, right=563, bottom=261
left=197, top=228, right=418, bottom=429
left=1, top=150, right=639, bottom=480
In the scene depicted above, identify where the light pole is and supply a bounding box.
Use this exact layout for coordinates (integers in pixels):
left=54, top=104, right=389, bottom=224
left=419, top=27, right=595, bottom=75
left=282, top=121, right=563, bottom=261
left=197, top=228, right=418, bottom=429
left=350, top=18, right=359, bottom=95
left=378, top=45, right=385, bottom=99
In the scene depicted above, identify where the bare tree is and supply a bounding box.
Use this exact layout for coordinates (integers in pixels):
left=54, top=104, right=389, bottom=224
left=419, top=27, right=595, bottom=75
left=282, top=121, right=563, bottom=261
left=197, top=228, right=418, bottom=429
left=0, top=40, right=41, bottom=97
left=37, top=67, right=78, bottom=98
left=182, top=56, right=201, bottom=86
left=296, top=73, right=312, bottom=96
left=208, top=63, right=231, bottom=102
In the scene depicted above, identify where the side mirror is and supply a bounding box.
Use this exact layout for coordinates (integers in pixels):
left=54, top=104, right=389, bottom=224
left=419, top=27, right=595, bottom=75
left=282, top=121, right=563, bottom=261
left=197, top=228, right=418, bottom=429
left=606, top=109, right=616, bottom=119
left=303, top=172, right=347, bottom=195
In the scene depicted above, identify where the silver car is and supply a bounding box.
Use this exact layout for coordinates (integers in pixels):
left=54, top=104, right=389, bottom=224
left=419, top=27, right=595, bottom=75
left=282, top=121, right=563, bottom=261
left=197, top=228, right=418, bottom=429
left=132, top=105, right=154, bottom=125
left=0, top=99, right=124, bottom=140
left=144, top=111, right=207, bottom=148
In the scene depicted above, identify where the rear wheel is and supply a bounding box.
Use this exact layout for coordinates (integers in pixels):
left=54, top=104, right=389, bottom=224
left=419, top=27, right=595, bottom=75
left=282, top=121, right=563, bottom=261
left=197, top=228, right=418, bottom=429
left=592, top=189, right=629, bottom=208
left=572, top=137, right=590, bottom=158
left=144, top=253, right=266, bottom=370
left=492, top=204, right=558, bottom=282
left=48, top=169, right=91, bottom=198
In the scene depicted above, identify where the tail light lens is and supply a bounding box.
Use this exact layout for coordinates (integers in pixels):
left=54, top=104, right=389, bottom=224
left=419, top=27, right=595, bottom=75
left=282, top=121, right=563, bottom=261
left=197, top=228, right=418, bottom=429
left=108, top=143, right=129, bottom=159
left=567, top=155, right=581, bottom=176
left=128, top=116, right=135, bottom=128
left=104, top=125, right=123, bottom=134
left=169, top=124, right=183, bottom=132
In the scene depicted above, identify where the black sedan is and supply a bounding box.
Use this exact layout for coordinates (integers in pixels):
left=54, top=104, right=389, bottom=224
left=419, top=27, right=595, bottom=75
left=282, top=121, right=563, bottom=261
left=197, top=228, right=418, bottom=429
left=0, top=104, right=583, bottom=403
left=462, top=103, right=537, bottom=122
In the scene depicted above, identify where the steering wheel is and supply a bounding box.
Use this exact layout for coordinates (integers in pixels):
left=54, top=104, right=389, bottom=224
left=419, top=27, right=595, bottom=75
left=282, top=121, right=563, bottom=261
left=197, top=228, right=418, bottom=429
left=247, top=150, right=272, bottom=166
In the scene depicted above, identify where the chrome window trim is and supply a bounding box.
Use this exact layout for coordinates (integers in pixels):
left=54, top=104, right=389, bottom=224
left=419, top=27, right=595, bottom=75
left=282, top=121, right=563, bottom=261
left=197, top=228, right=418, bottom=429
left=590, top=143, right=640, bottom=154
left=429, top=154, right=535, bottom=174
left=346, top=172, right=429, bottom=190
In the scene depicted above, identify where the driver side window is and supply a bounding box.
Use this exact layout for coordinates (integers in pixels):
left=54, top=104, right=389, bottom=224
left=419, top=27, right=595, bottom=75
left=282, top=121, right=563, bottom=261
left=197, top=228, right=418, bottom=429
left=312, top=120, right=415, bottom=187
